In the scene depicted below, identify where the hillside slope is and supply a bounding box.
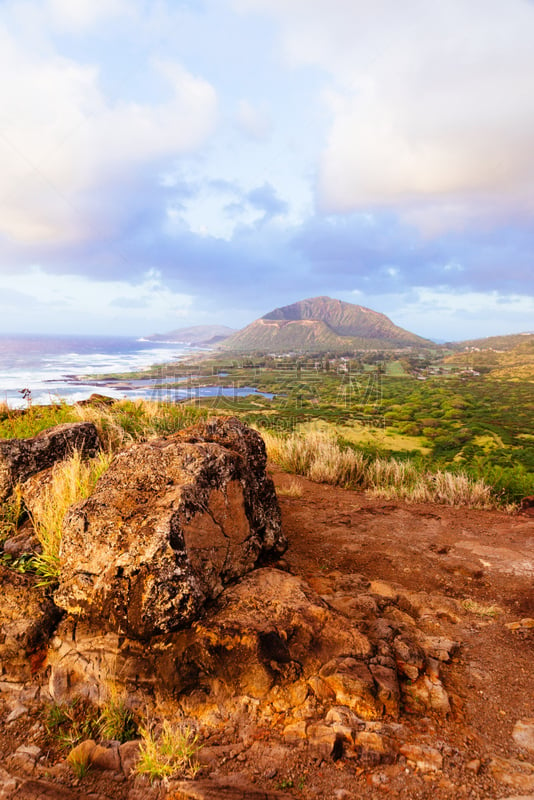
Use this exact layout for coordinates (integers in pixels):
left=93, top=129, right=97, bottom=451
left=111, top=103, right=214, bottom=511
left=222, top=296, right=431, bottom=352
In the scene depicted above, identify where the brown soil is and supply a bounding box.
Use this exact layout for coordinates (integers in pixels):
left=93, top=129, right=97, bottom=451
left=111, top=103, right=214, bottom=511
left=1, top=467, right=533, bottom=799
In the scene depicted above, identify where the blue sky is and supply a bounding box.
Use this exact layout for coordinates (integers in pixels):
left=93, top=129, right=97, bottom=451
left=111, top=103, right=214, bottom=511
left=0, top=0, right=533, bottom=340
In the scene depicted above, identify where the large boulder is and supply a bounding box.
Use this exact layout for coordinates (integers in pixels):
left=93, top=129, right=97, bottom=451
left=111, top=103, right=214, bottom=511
left=54, top=417, right=285, bottom=639
left=0, top=422, right=100, bottom=502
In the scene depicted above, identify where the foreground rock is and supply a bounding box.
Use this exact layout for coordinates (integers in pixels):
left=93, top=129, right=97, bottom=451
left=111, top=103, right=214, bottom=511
left=0, top=566, right=62, bottom=687
left=0, top=422, right=100, bottom=502
left=55, top=417, right=285, bottom=639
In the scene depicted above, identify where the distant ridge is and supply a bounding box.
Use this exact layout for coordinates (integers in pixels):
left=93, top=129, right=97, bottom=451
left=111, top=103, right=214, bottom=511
left=451, top=332, right=534, bottom=351
left=221, top=296, right=431, bottom=352
left=144, top=325, right=236, bottom=346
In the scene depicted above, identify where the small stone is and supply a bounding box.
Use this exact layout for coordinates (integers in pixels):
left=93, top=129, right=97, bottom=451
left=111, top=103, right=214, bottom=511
left=119, top=739, right=140, bottom=776
left=90, top=743, right=121, bottom=771
left=6, top=704, right=28, bottom=723
left=513, top=720, right=534, bottom=754
left=466, top=758, right=481, bottom=774
left=265, top=767, right=277, bottom=779
left=0, top=767, right=17, bottom=794
left=334, top=790, right=351, bottom=800
left=306, top=722, right=339, bottom=759
left=15, top=745, right=42, bottom=761
left=282, top=720, right=307, bottom=741
left=490, top=757, right=534, bottom=792
left=399, top=743, right=443, bottom=773
left=67, top=739, right=97, bottom=769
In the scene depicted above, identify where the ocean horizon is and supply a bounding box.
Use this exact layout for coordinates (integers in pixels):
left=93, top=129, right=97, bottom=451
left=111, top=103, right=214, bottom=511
left=0, top=333, right=190, bottom=409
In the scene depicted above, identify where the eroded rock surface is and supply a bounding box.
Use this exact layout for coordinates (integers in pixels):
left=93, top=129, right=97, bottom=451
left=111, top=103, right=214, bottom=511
left=0, top=422, right=100, bottom=502
left=0, top=566, right=62, bottom=687
left=54, top=417, right=285, bottom=639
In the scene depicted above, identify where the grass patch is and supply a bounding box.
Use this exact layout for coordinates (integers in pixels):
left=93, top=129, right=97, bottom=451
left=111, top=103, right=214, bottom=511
left=30, top=449, right=113, bottom=584
left=74, top=399, right=212, bottom=450
left=44, top=699, right=100, bottom=750
left=461, top=599, right=503, bottom=617
left=135, top=720, right=201, bottom=783
left=0, top=486, right=24, bottom=544
left=67, top=749, right=91, bottom=780
left=277, top=479, right=303, bottom=498
left=262, top=427, right=497, bottom=509
left=98, top=690, right=137, bottom=743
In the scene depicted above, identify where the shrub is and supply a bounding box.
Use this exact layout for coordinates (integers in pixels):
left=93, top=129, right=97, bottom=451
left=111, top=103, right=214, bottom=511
left=135, top=721, right=200, bottom=782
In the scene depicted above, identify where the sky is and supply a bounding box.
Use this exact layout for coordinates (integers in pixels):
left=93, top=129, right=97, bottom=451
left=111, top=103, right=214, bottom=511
left=0, top=0, right=533, bottom=341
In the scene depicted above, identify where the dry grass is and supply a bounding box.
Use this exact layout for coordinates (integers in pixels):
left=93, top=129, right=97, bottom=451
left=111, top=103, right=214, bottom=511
left=30, top=449, right=113, bottom=583
left=262, top=428, right=497, bottom=510
left=277, top=479, right=304, bottom=498
left=74, top=399, right=210, bottom=452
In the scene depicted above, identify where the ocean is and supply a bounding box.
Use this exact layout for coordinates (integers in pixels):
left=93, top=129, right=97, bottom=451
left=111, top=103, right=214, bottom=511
left=0, top=334, right=271, bottom=409
left=0, top=334, right=190, bottom=408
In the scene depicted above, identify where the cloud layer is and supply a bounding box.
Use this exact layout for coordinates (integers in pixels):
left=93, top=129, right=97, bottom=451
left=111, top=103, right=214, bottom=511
left=0, top=0, right=532, bottom=338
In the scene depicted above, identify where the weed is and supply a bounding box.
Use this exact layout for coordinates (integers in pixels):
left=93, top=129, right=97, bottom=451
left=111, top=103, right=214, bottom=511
left=67, top=750, right=91, bottom=779
left=45, top=702, right=70, bottom=731
left=43, top=699, right=100, bottom=749
left=461, top=599, right=503, bottom=617
left=135, top=720, right=201, bottom=783
left=0, top=486, right=24, bottom=544
left=277, top=778, right=294, bottom=789
left=30, top=450, right=113, bottom=584
left=1, top=552, right=35, bottom=574
left=98, top=691, right=137, bottom=743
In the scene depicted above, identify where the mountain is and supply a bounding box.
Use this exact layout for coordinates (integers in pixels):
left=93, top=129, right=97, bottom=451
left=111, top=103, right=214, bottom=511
left=221, top=296, right=431, bottom=352
left=144, top=325, right=236, bottom=346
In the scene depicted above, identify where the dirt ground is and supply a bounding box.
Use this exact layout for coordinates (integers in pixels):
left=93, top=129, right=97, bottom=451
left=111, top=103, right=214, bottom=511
left=1, top=467, right=533, bottom=799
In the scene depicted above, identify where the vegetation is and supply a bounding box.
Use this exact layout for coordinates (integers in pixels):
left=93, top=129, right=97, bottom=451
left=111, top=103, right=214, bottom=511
left=98, top=689, right=137, bottom=743
left=262, top=427, right=496, bottom=509
left=44, top=699, right=101, bottom=750
left=135, top=720, right=200, bottom=782
left=30, top=449, right=113, bottom=584
left=0, top=486, right=24, bottom=545
left=45, top=694, right=137, bottom=749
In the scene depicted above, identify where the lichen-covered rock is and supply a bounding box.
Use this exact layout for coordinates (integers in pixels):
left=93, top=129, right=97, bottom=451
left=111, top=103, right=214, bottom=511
left=54, top=417, right=285, bottom=639
left=0, top=422, right=100, bottom=502
left=0, top=566, right=62, bottom=685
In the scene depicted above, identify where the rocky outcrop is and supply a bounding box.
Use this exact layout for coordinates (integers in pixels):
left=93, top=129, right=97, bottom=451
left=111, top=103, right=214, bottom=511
left=54, top=417, right=285, bottom=639
left=0, top=422, right=100, bottom=502
left=0, top=566, right=62, bottom=686
left=47, top=567, right=455, bottom=733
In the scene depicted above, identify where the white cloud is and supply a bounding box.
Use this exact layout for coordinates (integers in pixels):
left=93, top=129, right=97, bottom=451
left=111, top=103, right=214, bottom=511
left=237, top=0, right=534, bottom=232
left=236, top=100, right=272, bottom=140
left=379, top=287, right=534, bottom=340
left=0, top=14, right=217, bottom=247
left=0, top=266, right=193, bottom=326
left=46, top=0, right=131, bottom=31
